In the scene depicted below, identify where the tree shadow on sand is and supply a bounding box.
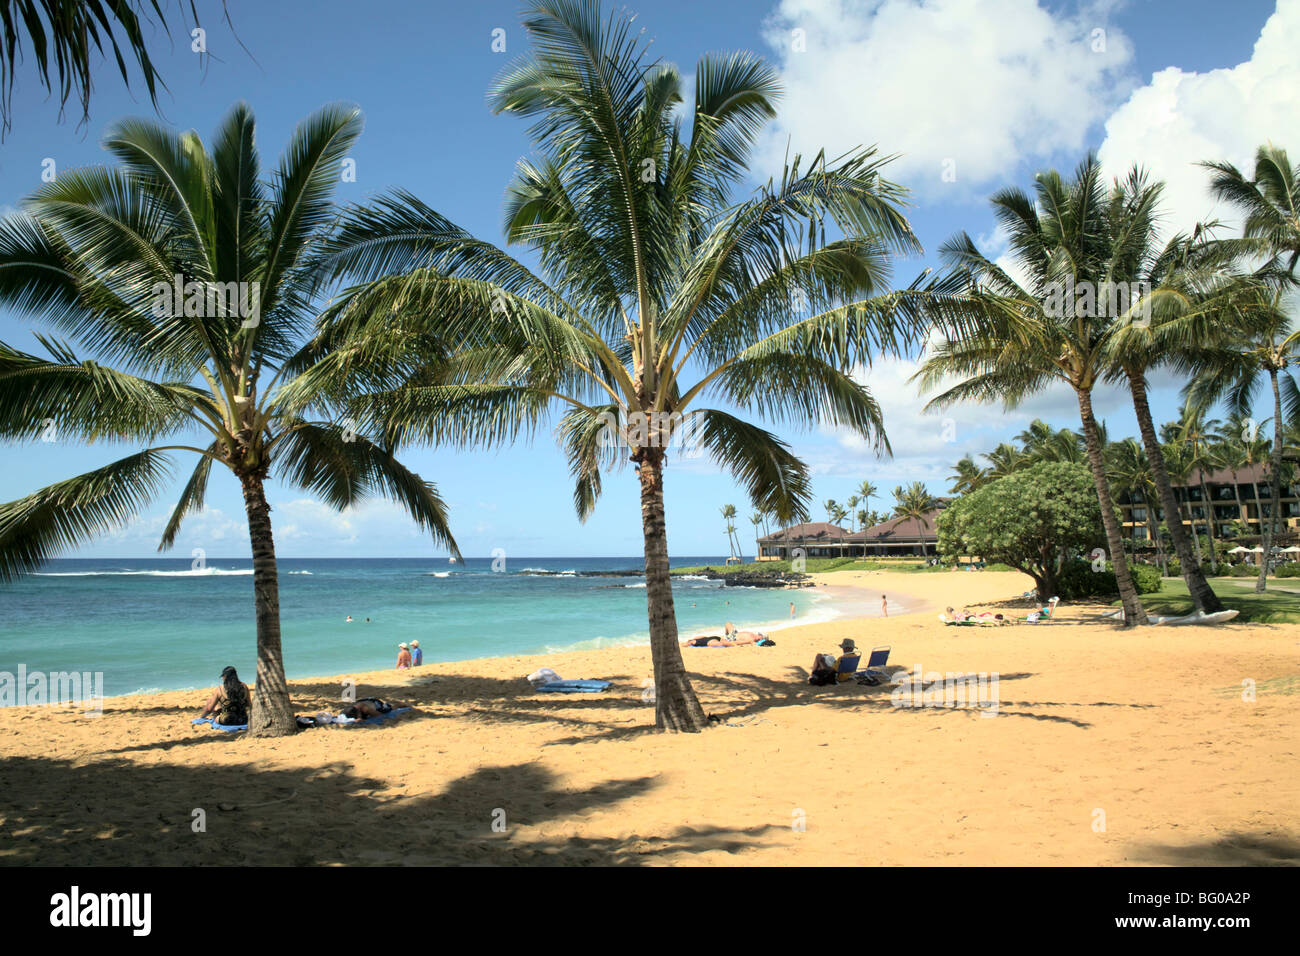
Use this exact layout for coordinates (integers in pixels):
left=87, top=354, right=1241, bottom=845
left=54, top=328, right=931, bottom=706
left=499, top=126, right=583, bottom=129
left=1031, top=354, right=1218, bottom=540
left=0, top=754, right=783, bottom=866
left=1131, top=831, right=1300, bottom=866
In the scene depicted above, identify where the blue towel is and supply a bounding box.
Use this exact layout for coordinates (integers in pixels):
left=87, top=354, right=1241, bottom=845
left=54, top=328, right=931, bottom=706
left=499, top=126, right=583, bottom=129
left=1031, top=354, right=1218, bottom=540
left=536, top=679, right=611, bottom=693
left=191, top=716, right=248, bottom=733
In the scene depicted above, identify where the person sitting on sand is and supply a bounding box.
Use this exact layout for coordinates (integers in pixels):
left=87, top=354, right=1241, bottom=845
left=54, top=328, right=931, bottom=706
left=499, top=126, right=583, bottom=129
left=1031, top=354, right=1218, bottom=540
left=199, top=666, right=250, bottom=726
left=396, top=643, right=412, bottom=669
left=410, top=640, right=423, bottom=667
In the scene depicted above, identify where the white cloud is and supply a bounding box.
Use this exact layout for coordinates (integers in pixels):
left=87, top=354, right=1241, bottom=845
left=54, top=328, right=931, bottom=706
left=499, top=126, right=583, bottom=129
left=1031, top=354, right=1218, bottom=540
left=757, top=0, right=1134, bottom=197
left=1097, top=0, right=1300, bottom=236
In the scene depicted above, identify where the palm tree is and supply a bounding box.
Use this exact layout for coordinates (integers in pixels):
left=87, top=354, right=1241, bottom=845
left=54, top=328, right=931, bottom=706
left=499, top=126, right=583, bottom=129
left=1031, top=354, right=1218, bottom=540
left=845, top=494, right=860, bottom=532
left=824, top=499, right=841, bottom=525
left=1186, top=284, right=1298, bottom=590
left=720, top=503, right=739, bottom=557
left=1095, top=170, right=1227, bottom=611
left=915, top=156, right=1150, bottom=625
left=1176, top=408, right=1223, bottom=572
left=1161, top=433, right=1206, bottom=570
left=982, top=442, right=1027, bottom=479
left=890, top=481, right=937, bottom=558
left=0, top=103, right=459, bottom=736
left=856, top=480, right=878, bottom=519
left=0, top=0, right=227, bottom=136
left=311, top=2, right=938, bottom=732
left=1194, top=146, right=1300, bottom=591
left=750, top=511, right=764, bottom=557
left=1108, top=438, right=1165, bottom=573
left=948, top=454, right=987, bottom=495
left=1017, top=419, right=1085, bottom=463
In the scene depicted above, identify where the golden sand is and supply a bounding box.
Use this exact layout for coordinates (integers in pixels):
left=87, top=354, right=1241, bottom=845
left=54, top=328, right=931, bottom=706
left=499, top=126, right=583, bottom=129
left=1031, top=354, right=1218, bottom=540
left=1, top=569, right=1297, bottom=866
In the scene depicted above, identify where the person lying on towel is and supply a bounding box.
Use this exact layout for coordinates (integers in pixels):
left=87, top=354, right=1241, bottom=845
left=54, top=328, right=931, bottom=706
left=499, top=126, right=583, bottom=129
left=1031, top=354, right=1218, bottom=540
left=199, top=666, right=250, bottom=726
left=683, top=630, right=772, bottom=647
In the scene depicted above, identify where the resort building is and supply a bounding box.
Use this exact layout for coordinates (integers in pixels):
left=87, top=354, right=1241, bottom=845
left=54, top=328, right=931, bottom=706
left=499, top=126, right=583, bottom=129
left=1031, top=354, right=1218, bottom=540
left=1117, top=463, right=1300, bottom=546
left=758, top=504, right=948, bottom=559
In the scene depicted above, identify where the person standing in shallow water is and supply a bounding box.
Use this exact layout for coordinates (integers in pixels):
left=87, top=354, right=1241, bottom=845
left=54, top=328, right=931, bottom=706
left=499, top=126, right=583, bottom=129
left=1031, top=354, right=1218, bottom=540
left=881, top=594, right=888, bottom=617
left=410, top=640, right=423, bottom=667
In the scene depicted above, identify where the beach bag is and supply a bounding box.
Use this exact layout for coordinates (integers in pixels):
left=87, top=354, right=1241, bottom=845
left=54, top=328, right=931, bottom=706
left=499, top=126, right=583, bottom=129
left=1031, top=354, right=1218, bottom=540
left=809, top=667, right=837, bottom=686
left=527, top=667, right=561, bottom=688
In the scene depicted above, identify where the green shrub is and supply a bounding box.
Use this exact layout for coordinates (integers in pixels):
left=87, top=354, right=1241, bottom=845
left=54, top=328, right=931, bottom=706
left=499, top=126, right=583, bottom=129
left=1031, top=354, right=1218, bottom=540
left=1276, top=563, right=1300, bottom=578
left=1056, top=558, right=1162, bottom=600
left=1216, top=564, right=1256, bottom=577
left=1164, top=558, right=1181, bottom=578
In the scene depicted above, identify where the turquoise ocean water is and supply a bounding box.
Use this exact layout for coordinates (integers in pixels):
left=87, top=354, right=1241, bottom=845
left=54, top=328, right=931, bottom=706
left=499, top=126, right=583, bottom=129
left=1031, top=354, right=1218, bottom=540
left=0, top=556, right=888, bottom=699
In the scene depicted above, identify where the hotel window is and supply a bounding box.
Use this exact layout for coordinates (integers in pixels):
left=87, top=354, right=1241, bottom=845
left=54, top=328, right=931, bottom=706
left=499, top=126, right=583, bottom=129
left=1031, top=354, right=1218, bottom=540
left=1132, top=508, right=1147, bottom=521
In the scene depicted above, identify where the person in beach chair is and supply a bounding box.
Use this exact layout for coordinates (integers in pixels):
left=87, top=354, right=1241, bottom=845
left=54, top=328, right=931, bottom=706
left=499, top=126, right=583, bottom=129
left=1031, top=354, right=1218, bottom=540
left=1026, top=596, right=1060, bottom=623
left=199, top=666, right=250, bottom=727
left=809, top=640, right=859, bottom=685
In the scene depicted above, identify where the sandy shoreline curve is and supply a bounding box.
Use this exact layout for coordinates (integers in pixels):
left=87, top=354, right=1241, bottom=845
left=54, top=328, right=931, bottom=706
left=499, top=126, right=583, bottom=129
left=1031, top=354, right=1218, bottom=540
left=1, top=568, right=1296, bottom=866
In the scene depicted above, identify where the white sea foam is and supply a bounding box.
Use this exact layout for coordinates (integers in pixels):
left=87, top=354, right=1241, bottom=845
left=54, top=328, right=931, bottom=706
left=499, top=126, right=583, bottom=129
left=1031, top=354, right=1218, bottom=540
left=34, top=568, right=252, bottom=578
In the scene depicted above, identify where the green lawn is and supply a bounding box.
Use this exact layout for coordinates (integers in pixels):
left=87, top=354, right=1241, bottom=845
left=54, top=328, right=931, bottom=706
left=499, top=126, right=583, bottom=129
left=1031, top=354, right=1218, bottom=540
left=1120, top=578, right=1300, bottom=624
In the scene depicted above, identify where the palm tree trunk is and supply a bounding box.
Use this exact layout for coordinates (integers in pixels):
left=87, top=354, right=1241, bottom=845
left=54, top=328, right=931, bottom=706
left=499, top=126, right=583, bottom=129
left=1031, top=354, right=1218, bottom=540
left=638, top=451, right=708, bottom=732
left=1077, top=388, right=1148, bottom=625
left=1199, top=475, right=1219, bottom=572
left=1126, top=371, right=1221, bottom=611
left=239, top=472, right=296, bottom=737
left=1259, top=369, right=1285, bottom=593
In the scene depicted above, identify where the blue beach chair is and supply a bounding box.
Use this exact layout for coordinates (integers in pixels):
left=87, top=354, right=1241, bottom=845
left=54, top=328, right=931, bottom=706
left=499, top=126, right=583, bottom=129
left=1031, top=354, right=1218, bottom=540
left=855, top=645, right=891, bottom=686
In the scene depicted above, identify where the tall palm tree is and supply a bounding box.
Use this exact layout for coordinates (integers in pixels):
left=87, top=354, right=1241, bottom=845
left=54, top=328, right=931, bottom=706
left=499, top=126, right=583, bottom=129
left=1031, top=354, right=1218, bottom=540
left=0, top=104, right=458, bottom=736
left=947, top=454, right=986, bottom=495
left=1176, top=408, right=1223, bottom=572
left=1195, top=146, right=1300, bottom=591
left=1186, top=286, right=1298, bottom=590
left=720, top=503, right=739, bottom=557
left=823, top=499, right=842, bottom=525
left=856, top=480, right=877, bottom=519
left=311, top=1, right=940, bottom=732
left=1108, top=437, right=1165, bottom=573
left=845, top=494, right=860, bottom=532
left=1016, top=418, right=1084, bottom=463
left=1096, top=170, right=1228, bottom=611
left=750, top=511, right=764, bottom=557
left=915, top=156, right=1150, bottom=625
left=890, top=481, right=937, bottom=558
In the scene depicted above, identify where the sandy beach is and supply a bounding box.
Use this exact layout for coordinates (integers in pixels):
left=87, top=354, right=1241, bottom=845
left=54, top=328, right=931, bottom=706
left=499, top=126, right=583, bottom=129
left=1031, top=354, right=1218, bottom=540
left=1, top=569, right=1297, bottom=866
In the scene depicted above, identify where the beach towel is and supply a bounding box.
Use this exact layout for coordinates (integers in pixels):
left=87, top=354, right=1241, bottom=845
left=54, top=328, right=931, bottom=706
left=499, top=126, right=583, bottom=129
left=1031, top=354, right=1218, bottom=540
left=938, top=613, right=978, bottom=626
left=191, top=716, right=248, bottom=733
left=536, top=679, right=612, bottom=693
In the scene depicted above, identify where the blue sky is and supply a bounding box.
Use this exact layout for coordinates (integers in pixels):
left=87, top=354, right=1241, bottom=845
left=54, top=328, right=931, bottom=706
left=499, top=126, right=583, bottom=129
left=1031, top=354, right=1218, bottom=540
left=0, top=0, right=1292, bottom=559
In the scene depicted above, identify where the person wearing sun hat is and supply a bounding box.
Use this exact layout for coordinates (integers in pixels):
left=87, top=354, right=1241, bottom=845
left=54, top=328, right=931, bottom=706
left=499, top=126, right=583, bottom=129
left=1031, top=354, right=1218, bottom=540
left=410, top=640, right=423, bottom=667
left=396, top=643, right=412, bottom=670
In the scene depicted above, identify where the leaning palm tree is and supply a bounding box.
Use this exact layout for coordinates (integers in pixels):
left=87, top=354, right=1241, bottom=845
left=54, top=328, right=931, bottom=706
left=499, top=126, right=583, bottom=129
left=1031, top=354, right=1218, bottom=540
left=0, top=103, right=458, bottom=736
left=915, top=156, right=1150, bottom=625
left=1095, top=170, right=1227, bottom=611
left=890, top=481, right=937, bottom=558
left=309, top=1, right=942, bottom=732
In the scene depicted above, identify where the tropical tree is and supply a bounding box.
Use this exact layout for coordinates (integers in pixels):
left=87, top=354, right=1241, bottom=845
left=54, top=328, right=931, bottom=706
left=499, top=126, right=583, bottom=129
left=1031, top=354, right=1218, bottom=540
left=1095, top=169, right=1228, bottom=611
left=845, top=494, right=860, bottom=532
left=982, top=441, right=1027, bottom=479
left=1107, top=437, right=1165, bottom=573
left=1186, top=284, right=1297, bottom=589
left=720, top=503, right=739, bottom=557
left=856, top=480, right=877, bottom=518
left=0, top=0, right=227, bottom=136
left=947, top=454, right=987, bottom=495
left=1174, top=408, right=1223, bottom=572
left=750, top=511, right=764, bottom=557
left=890, top=481, right=937, bottom=557
left=310, top=1, right=943, bottom=732
left=1017, top=419, right=1085, bottom=463
left=1194, top=145, right=1300, bottom=590
left=0, top=103, right=459, bottom=736
left=915, top=156, right=1151, bottom=625
left=824, top=499, right=841, bottom=525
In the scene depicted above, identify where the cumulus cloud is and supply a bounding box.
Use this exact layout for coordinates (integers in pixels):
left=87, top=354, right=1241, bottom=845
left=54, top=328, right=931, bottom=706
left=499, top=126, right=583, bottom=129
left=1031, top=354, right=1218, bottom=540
left=1097, top=0, right=1300, bottom=236
left=756, top=0, right=1135, bottom=197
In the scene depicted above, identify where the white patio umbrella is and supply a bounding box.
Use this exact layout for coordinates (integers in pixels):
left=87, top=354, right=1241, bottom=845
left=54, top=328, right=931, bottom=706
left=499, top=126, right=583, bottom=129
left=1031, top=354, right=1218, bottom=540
left=1227, top=546, right=1250, bottom=554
